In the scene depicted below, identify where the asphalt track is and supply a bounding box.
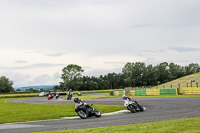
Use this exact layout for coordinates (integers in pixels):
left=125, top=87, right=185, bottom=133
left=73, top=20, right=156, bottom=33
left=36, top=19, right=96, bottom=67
left=1, top=97, right=200, bottom=133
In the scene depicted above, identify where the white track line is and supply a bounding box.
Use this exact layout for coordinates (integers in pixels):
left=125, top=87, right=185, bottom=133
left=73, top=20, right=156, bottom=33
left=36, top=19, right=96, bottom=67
left=62, top=107, right=146, bottom=119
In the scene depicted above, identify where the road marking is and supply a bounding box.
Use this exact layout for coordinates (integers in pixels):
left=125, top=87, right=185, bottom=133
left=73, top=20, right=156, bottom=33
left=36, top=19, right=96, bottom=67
left=62, top=107, right=146, bottom=119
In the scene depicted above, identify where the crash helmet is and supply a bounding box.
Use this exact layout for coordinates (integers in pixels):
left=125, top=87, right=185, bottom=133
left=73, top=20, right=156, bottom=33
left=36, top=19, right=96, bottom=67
left=69, top=89, right=72, bottom=92
left=74, top=97, right=79, bottom=103
left=122, top=95, right=127, bottom=100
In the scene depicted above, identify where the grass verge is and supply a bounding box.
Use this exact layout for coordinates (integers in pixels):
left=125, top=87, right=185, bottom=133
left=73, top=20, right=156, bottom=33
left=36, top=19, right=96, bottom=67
left=0, top=93, right=39, bottom=98
left=35, top=117, right=200, bottom=133
left=0, top=98, right=123, bottom=124
left=62, top=94, right=200, bottom=100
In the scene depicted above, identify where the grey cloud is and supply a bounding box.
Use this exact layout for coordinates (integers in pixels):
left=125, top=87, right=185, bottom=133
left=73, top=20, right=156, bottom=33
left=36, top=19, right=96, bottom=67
left=44, top=53, right=67, bottom=57
left=146, top=58, right=156, bottom=61
left=169, top=47, right=200, bottom=52
left=52, top=72, right=61, bottom=81
left=82, top=66, right=91, bottom=69
left=129, top=24, right=154, bottom=28
left=14, top=60, right=28, bottom=64
left=104, top=62, right=127, bottom=64
left=143, top=49, right=166, bottom=53
left=84, top=67, right=122, bottom=77
left=35, top=51, right=67, bottom=57
left=31, top=74, right=51, bottom=85
left=0, top=63, right=65, bottom=70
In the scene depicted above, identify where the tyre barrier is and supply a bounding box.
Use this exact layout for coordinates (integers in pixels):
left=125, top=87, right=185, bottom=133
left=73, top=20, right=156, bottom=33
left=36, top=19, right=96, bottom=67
left=130, top=90, right=135, bottom=96
left=160, top=88, right=177, bottom=95
left=113, top=90, right=125, bottom=96
left=112, top=88, right=178, bottom=96
left=135, top=90, right=146, bottom=96
left=146, top=89, right=160, bottom=96
left=181, top=88, right=200, bottom=95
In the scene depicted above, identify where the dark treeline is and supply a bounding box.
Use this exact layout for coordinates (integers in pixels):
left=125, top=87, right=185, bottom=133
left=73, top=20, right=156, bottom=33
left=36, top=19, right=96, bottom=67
left=56, top=62, right=200, bottom=91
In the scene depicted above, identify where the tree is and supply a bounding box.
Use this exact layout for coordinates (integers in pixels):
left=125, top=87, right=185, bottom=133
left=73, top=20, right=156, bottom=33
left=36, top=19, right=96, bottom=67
left=0, top=76, right=14, bottom=93
left=122, top=62, right=134, bottom=87
left=61, top=64, right=84, bottom=91
left=89, top=81, right=98, bottom=90
left=184, top=63, right=200, bottom=75
left=25, top=88, right=39, bottom=93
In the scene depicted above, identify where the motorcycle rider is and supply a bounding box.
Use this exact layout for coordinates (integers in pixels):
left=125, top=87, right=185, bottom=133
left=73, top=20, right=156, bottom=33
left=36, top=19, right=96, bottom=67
left=67, top=89, right=73, bottom=100
left=122, top=94, right=134, bottom=101
left=68, top=89, right=73, bottom=95
left=74, top=97, right=87, bottom=109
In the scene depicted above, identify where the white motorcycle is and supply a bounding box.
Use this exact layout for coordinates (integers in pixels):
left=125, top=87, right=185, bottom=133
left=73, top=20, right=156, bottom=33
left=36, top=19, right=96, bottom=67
left=124, top=100, right=144, bottom=113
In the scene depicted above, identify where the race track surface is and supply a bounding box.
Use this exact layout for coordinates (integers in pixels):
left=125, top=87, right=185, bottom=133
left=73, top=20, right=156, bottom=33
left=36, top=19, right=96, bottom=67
left=2, top=97, right=200, bottom=133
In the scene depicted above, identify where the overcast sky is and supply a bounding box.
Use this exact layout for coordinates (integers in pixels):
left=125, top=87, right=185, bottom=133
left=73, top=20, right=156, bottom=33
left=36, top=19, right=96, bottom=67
left=0, top=0, right=200, bottom=87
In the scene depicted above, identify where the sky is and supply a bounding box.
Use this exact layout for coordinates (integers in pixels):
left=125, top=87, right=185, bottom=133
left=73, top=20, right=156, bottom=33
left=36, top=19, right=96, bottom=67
left=0, top=0, right=200, bottom=87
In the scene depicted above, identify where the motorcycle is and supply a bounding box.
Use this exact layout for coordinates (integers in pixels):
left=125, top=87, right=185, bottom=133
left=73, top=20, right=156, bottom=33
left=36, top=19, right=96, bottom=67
left=75, top=103, right=101, bottom=119
left=48, top=94, right=54, bottom=100
left=67, top=94, right=72, bottom=100
left=56, top=93, right=59, bottom=99
left=124, top=100, right=144, bottom=113
left=78, top=92, right=82, bottom=96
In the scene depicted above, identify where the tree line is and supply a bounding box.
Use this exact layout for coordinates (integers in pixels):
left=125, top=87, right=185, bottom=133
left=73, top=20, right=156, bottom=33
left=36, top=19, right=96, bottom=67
left=1, top=62, right=200, bottom=93
left=58, top=62, right=200, bottom=91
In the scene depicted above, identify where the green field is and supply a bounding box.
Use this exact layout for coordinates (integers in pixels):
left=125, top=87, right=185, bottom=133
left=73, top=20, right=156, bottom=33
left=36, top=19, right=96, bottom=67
left=36, top=117, right=200, bottom=133
left=0, top=93, right=39, bottom=98
left=0, top=89, right=120, bottom=98
left=0, top=98, right=124, bottom=124
left=64, top=94, right=200, bottom=100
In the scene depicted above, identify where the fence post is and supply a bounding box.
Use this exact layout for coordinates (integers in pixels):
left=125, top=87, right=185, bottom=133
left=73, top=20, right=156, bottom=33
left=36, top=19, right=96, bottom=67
left=171, top=84, right=172, bottom=88
left=197, top=82, right=198, bottom=88
left=187, top=83, right=188, bottom=88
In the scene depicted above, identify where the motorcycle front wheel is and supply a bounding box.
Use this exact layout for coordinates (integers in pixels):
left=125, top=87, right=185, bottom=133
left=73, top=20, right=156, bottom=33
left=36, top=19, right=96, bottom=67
left=94, top=109, right=101, bottom=117
left=138, top=105, right=144, bottom=111
left=77, top=110, right=88, bottom=119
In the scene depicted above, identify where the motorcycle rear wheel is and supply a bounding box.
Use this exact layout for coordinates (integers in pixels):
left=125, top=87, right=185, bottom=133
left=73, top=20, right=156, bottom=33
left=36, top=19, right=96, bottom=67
left=129, top=105, right=136, bottom=113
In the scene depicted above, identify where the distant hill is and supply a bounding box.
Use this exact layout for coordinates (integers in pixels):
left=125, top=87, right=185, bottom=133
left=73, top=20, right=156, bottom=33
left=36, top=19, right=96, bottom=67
left=14, top=85, right=58, bottom=91
left=157, top=72, right=200, bottom=88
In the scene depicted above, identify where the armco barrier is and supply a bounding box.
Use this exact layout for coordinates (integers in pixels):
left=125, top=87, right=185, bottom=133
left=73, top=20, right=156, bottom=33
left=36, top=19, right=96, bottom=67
left=160, top=88, right=177, bottom=95
left=182, top=88, right=200, bottom=95
left=146, top=89, right=160, bottom=96
left=135, top=90, right=146, bottom=96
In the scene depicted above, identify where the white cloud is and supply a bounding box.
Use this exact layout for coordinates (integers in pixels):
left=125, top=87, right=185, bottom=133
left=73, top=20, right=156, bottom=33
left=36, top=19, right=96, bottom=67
left=0, top=0, right=200, bottom=87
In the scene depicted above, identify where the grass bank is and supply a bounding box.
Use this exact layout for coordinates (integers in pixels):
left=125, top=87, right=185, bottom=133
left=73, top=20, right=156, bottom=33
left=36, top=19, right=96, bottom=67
left=0, top=98, right=123, bottom=124
left=36, top=117, right=200, bottom=133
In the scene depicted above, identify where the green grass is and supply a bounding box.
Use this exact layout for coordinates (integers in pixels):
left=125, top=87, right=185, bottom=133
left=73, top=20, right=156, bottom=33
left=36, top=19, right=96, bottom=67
left=0, top=89, right=120, bottom=98
left=0, top=98, right=124, bottom=124
left=62, top=94, right=200, bottom=100
left=62, top=94, right=118, bottom=100
left=61, top=89, right=122, bottom=95
left=35, top=117, right=200, bottom=133
left=153, top=72, right=200, bottom=89
left=0, top=93, right=39, bottom=98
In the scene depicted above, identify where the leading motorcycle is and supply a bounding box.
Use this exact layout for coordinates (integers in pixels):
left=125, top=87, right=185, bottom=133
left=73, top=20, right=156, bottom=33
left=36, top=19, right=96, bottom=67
left=124, top=100, right=144, bottom=113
